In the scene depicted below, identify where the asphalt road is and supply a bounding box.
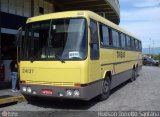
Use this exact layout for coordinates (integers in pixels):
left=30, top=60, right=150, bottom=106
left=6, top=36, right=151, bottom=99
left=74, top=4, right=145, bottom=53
left=1, top=66, right=160, bottom=116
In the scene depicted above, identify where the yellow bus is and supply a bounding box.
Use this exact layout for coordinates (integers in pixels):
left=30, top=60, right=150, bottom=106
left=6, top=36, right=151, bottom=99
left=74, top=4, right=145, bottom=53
left=17, top=11, right=142, bottom=101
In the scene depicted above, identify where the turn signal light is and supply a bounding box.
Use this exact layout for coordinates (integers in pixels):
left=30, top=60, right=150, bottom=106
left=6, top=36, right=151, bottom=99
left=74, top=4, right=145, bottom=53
left=20, top=80, right=26, bottom=84
left=74, top=83, right=81, bottom=87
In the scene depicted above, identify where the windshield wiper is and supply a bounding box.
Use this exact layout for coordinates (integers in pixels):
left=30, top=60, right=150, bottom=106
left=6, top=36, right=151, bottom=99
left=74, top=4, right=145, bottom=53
left=30, top=57, right=35, bottom=63
left=55, top=55, right=65, bottom=63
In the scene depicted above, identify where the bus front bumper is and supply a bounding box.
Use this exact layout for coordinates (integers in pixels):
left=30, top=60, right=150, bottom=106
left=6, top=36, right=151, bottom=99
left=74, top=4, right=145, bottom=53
left=20, top=83, right=101, bottom=101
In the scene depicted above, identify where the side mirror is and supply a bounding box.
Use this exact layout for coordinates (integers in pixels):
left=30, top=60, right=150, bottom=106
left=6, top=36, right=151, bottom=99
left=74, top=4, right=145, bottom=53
left=90, top=41, right=97, bottom=45
left=89, top=41, right=98, bottom=49
left=16, top=27, right=23, bottom=62
left=16, top=27, right=23, bottom=47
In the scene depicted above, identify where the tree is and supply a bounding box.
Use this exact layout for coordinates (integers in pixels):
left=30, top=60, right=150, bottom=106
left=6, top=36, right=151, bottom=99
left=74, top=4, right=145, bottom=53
left=154, top=54, right=160, bottom=60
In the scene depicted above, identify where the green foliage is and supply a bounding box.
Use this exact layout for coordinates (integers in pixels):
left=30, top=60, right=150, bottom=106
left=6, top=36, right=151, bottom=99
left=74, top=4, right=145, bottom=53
left=154, top=54, right=160, bottom=60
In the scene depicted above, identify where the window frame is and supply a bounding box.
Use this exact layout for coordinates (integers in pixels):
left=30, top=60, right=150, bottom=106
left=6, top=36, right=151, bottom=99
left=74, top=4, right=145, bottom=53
left=90, top=19, right=100, bottom=60
left=97, top=21, right=141, bottom=52
left=21, top=17, right=88, bottom=61
left=99, top=23, right=111, bottom=48
left=135, top=39, right=139, bottom=51
left=111, top=29, right=120, bottom=48
left=126, top=35, right=132, bottom=50
left=131, top=38, right=136, bottom=51
left=120, top=33, right=127, bottom=49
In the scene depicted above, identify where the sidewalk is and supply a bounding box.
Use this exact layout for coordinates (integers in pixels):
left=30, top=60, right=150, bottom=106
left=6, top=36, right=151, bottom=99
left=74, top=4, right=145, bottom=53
left=0, top=82, right=25, bottom=105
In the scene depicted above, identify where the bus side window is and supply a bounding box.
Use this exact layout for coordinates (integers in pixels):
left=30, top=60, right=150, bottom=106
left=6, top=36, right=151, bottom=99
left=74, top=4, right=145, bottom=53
left=131, top=38, right=135, bottom=51
left=90, top=20, right=99, bottom=60
left=126, top=36, right=131, bottom=50
left=118, top=32, right=121, bottom=48
left=109, top=28, right=113, bottom=46
left=135, top=40, right=139, bottom=51
left=139, top=41, right=142, bottom=52
left=121, top=33, right=126, bottom=49
left=99, top=24, right=110, bottom=47
left=112, top=29, right=120, bottom=48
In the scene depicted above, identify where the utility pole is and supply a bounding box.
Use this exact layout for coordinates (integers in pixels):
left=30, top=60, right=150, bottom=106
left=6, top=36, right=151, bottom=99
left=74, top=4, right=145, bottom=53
left=149, top=38, right=152, bottom=57
left=153, top=40, right=154, bottom=55
left=149, top=44, right=150, bottom=56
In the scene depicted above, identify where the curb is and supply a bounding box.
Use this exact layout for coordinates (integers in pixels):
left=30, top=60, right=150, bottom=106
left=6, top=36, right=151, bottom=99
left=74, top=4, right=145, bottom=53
left=0, top=96, right=25, bottom=105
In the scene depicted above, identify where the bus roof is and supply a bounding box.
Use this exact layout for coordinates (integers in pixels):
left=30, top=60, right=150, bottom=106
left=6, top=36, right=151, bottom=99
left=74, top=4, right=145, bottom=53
left=27, top=11, right=140, bottom=41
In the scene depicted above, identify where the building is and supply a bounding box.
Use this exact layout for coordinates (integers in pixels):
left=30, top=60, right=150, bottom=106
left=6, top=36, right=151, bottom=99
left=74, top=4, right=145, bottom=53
left=0, top=0, right=120, bottom=81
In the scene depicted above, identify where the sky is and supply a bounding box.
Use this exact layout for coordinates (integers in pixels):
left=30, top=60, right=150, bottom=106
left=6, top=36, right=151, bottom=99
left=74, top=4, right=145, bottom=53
left=119, top=0, right=160, bottom=48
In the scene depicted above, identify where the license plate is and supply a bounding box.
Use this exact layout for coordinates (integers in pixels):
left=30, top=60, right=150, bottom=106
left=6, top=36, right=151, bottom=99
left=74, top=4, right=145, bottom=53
left=41, top=89, right=53, bottom=95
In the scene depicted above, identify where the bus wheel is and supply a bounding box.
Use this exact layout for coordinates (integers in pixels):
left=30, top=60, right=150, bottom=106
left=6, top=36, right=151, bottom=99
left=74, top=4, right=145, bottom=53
left=130, top=68, right=137, bottom=82
left=98, top=77, right=111, bottom=101
left=24, top=95, right=35, bottom=102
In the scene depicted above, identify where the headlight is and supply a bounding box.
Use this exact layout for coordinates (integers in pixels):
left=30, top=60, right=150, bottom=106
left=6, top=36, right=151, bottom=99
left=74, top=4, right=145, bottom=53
left=27, top=87, right=32, bottom=93
left=22, top=87, right=27, bottom=92
left=73, top=90, right=80, bottom=96
left=66, top=90, right=73, bottom=96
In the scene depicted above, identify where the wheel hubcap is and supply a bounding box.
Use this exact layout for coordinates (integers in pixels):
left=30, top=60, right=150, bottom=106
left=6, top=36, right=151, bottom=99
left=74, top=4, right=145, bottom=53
left=103, top=80, right=109, bottom=93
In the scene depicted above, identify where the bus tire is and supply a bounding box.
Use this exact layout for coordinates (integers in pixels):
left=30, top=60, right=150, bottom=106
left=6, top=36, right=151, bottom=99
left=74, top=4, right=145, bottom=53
left=24, top=95, right=35, bottom=102
left=98, top=76, right=111, bottom=101
left=130, top=68, right=137, bottom=82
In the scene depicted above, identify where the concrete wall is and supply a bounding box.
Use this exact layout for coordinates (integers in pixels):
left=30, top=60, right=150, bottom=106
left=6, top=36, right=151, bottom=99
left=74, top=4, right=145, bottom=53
left=33, top=0, right=54, bottom=16
left=0, top=0, right=54, bottom=17
left=107, top=0, right=120, bottom=17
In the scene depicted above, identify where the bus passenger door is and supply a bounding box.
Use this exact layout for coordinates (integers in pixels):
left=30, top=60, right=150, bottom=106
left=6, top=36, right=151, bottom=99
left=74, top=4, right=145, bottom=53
left=89, top=20, right=101, bottom=83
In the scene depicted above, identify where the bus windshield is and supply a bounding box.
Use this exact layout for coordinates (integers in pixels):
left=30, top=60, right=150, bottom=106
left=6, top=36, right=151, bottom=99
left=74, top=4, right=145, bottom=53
left=22, top=18, right=87, bottom=61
